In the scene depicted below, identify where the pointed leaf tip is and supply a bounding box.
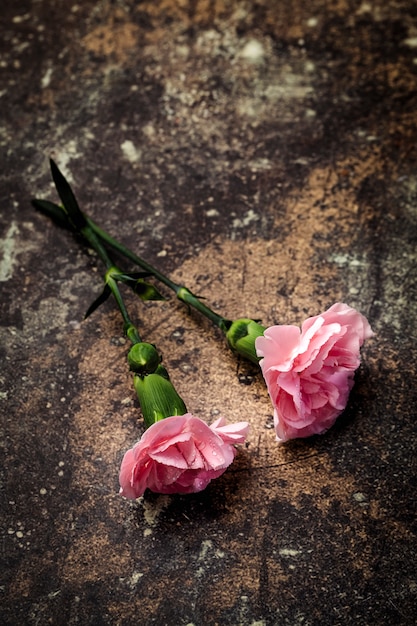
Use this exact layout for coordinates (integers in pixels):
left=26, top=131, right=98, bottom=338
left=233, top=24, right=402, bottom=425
left=113, top=272, right=165, bottom=301
left=84, top=284, right=112, bottom=318
left=133, top=279, right=166, bottom=301
left=49, top=160, right=87, bottom=231
left=31, top=198, right=73, bottom=230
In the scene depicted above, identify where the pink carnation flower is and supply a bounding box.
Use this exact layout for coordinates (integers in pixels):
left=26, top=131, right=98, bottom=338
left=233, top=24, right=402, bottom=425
left=255, top=303, right=374, bottom=442
left=119, top=414, right=249, bottom=498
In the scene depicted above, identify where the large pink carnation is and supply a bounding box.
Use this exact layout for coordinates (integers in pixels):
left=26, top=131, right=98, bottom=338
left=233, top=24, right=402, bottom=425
left=255, top=303, right=374, bottom=442
left=119, top=414, right=249, bottom=498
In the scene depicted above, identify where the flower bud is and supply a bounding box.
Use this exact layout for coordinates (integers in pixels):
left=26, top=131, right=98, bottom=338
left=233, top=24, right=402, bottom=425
left=133, top=372, right=187, bottom=428
left=127, top=342, right=161, bottom=375
left=225, top=318, right=265, bottom=364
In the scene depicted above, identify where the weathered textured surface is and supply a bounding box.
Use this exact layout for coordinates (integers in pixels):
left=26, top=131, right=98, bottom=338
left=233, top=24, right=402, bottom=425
left=1, top=1, right=416, bottom=625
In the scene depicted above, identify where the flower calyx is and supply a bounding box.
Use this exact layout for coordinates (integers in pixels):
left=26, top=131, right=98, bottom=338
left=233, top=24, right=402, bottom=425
left=225, top=318, right=266, bottom=364
left=133, top=369, right=187, bottom=428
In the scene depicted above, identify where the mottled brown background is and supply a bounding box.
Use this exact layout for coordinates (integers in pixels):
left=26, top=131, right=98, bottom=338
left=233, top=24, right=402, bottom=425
left=1, top=1, right=416, bottom=625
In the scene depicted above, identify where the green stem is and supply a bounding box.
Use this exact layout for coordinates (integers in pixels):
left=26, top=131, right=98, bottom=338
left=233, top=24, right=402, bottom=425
left=82, top=224, right=188, bottom=423
left=41, top=160, right=191, bottom=428
left=84, top=217, right=263, bottom=365
left=106, top=270, right=141, bottom=344
left=81, top=223, right=141, bottom=344
left=81, top=223, right=113, bottom=270
left=86, top=216, right=231, bottom=331
left=175, top=286, right=231, bottom=332
left=86, top=217, right=178, bottom=290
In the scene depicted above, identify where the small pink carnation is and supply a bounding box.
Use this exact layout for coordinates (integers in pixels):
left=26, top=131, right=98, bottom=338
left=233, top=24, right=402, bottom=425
left=119, top=414, right=249, bottom=498
left=255, top=303, right=374, bottom=442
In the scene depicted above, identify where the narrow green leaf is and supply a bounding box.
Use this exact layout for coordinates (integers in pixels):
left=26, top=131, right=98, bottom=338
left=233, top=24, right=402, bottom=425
left=114, top=272, right=165, bottom=301
left=31, top=198, right=73, bottom=230
left=116, top=271, right=152, bottom=283
left=84, top=284, right=112, bottom=318
left=133, top=279, right=166, bottom=301
left=49, top=159, right=87, bottom=230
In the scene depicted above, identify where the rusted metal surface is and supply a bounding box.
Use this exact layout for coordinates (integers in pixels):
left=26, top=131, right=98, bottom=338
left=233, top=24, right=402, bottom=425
left=1, top=1, right=416, bottom=624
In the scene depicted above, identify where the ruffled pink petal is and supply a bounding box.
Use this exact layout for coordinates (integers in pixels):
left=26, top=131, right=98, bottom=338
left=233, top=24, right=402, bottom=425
left=119, top=413, right=248, bottom=498
left=177, top=439, right=206, bottom=469
left=314, top=303, right=374, bottom=344
left=138, top=414, right=189, bottom=449
left=210, top=418, right=250, bottom=444
left=149, top=439, right=194, bottom=469
left=295, top=323, right=343, bottom=372
left=119, top=450, right=154, bottom=499
left=258, top=303, right=373, bottom=442
left=147, top=462, right=184, bottom=492
left=200, top=438, right=233, bottom=468
left=118, top=448, right=138, bottom=499
left=256, top=325, right=301, bottom=372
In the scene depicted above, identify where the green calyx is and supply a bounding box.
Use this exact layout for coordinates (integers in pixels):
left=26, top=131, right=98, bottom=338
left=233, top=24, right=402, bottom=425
left=127, top=342, right=161, bottom=375
left=133, top=368, right=187, bottom=428
left=225, top=318, right=266, bottom=364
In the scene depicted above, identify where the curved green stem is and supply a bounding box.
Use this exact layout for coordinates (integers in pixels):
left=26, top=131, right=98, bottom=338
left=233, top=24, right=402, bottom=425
left=83, top=217, right=265, bottom=364
left=86, top=216, right=231, bottom=331
left=105, top=269, right=141, bottom=344
left=82, top=224, right=188, bottom=422
left=38, top=159, right=192, bottom=428
left=86, top=217, right=178, bottom=291
left=176, top=286, right=231, bottom=332
left=81, top=223, right=114, bottom=271
left=81, top=223, right=142, bottom=344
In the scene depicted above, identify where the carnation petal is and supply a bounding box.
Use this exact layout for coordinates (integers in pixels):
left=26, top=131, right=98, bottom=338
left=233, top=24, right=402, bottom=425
left=149, top=462, right=184, bottom=491
left=119, top=413, right=246, bottom=497
left=139, top=414, right=189, bottom=447
left=149, top=443, right=193, bottom=469
left=256, top=325, right=301, bottom=372
left=119, top=449, right=139, bottom=498
left=200, top=438, right=233, bottom=468
left=258, top=303, right=373, bottom=442
left=210, top=419, right=250, bottom=444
